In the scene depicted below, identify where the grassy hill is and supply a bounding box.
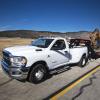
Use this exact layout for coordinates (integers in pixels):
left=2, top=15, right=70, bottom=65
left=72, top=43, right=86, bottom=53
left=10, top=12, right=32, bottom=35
left=0, top=30, right=90, bottom=39
left=0, top=30, right=62, bottom=38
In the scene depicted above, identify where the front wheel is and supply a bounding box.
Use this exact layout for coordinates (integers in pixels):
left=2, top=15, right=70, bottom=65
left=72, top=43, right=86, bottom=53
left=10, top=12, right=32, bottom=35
left=29, top=64, right=47, bottom=84
left=78, top=55, right=88, bottom=67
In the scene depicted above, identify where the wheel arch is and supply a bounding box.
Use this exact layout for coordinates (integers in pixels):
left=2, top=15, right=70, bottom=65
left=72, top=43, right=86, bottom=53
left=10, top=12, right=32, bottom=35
left=27, top=60, right=49, bottom=80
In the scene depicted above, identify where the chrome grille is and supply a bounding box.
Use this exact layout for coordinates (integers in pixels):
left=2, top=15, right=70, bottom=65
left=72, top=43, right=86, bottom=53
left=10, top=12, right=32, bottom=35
left=2, top=51, right=11, bottom=65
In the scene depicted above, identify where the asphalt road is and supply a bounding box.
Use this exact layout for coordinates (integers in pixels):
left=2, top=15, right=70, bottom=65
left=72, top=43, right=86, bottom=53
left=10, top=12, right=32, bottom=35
left=58, top=69, right=100, bottom=100
left=0, top=59, right=100, bottom=100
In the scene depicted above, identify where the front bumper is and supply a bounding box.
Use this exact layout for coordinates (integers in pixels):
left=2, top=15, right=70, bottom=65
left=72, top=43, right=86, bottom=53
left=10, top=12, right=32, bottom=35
left=1, top=60, right=30, bottom=80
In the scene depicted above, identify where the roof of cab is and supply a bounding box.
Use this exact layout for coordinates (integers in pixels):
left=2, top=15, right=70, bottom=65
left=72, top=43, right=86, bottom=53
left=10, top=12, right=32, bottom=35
left=39, top=36, right=65, bottom=40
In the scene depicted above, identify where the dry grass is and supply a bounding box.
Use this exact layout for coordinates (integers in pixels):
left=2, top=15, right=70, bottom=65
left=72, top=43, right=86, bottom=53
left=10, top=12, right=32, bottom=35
left=0, top=38, right=32, bottom=59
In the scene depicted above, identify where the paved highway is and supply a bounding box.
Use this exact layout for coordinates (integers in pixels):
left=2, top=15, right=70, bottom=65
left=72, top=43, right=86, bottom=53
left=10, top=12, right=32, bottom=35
left=57, top=68, right=100, bottom=100
left=0, top=59, right=100, bottom=100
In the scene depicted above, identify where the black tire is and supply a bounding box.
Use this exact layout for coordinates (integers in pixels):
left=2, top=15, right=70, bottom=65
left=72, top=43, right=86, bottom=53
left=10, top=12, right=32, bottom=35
left=29, top=64, right=47, bottom=84
left=78, top=55, right=88, bottom=67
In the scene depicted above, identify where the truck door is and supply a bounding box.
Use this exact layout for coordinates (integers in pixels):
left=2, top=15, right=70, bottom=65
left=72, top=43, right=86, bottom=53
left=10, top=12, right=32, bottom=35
left=49, top=39, right=70, bottom=69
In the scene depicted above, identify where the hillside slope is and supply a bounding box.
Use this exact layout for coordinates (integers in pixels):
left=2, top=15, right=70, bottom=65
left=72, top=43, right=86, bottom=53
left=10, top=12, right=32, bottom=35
left=0, top=30, right=90, bottom=39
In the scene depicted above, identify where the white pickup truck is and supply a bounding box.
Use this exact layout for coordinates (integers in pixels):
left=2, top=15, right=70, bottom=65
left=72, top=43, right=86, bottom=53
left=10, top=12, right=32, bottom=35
left=1, top=37, right=88, bottom=83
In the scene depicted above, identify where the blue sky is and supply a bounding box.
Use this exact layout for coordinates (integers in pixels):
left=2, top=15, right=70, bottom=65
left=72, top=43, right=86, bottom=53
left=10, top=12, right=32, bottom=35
left=0, top=0, right=100, bottom=32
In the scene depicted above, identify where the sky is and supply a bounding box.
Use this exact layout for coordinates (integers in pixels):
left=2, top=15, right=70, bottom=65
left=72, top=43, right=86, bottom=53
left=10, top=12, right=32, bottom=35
left=0, top=0, right=100, bottom=32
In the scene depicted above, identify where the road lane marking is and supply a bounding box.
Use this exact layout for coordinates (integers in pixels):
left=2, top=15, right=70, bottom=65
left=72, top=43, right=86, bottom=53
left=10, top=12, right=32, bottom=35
left=50, top=65, right=100, bottom=100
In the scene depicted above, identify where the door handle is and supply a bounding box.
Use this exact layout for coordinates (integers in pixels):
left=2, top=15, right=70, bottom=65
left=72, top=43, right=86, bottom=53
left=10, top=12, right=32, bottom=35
left=64, top=51, right=68, bottom=53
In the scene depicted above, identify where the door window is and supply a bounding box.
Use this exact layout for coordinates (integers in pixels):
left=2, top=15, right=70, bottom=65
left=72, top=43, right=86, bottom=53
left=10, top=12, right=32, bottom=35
left=51, top=40, right=66, bottom=50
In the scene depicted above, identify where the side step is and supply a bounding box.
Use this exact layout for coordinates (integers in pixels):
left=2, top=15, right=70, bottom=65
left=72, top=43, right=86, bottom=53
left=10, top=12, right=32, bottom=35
left=50, top=66, right=70, bottom=74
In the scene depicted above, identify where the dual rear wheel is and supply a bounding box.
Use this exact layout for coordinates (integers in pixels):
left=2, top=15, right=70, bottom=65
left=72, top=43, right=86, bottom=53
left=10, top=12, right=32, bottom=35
left=78, top=55, right=88, bottom=67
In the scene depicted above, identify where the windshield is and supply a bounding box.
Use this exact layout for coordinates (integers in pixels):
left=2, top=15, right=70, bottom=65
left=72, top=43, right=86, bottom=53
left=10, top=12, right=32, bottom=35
left=31, top=38, right=54, bottom=48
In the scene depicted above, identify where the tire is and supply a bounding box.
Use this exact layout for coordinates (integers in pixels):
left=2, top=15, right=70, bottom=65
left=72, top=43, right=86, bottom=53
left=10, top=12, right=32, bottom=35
left=29, top=64, right=47, bottom=84
left=78, top=55, right=88, bottom=67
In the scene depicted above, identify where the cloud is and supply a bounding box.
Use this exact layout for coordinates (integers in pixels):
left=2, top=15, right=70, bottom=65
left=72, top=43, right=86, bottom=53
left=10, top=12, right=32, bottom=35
left=0, top=25, right=17, bottom=31
left=0, top=25, right=12, bottom=31
left=0, top=18, right=32, bottom=31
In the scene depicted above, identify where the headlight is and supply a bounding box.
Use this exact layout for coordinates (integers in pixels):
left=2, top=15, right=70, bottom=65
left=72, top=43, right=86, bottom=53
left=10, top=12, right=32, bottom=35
left=10, top=56, right=27, bottom=66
